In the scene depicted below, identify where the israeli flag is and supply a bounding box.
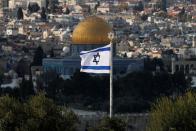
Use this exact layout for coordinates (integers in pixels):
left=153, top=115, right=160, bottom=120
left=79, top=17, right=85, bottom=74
left=80, top=44, right=110, bottom=74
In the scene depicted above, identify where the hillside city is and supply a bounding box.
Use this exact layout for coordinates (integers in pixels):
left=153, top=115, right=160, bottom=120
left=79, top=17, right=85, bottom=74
left=0, top=0, right=196, bottom=131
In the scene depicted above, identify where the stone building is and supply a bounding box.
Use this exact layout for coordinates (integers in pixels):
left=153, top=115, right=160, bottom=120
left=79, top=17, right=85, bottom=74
left=171, top=58, right=196, bottom=75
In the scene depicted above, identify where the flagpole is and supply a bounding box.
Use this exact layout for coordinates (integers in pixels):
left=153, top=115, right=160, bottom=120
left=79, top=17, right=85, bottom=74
left=108, top=32, right=114, bottom=118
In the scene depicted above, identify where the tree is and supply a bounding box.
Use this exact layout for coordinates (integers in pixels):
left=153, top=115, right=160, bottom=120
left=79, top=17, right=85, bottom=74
left=49, top=48, right=54, bottom=57
left=156, top=11, right=167, bottom=18
left=25, top=93, right=78, bottom=131
left=0, top=75, right=3, bottom=86
left=45, top=70, right=109, bottom=110
left=47, top=0, right=59, bottom=13
left=141, top=14, right=148, bottom=21
left=0, top=95, right=25, bottom=131
left=113, top=71, right=190, bottom=113
left=65, top=7, right=70, bottom=14
left=94, top=1, right=100, bottom=11
left=144, top=58, right=164, bottom=71
left=138, top=1, right=144, bottom=11
left=134, top=1, right=144, bottom=11
left=87, top=6, right=91, bottom=14
left=0, top=93, right=78, bottom=131
left=28, top=2, right=40, bottom=13
left=44, top=68, right=190, bottom=113
left=147, top=91, right=196, bottom=131
left=19, top=78, right=34, bottom=100
left=161, top=0, right=167, bottom=12
left=178, top=7, right=187, bottom=22
left=17, top=7, right=23, bottom=20
left=22, top=47, right=29, bottom=53
left=180, top=7, right=185, bottom=15
left=41, top=7, right=47, bottom=21
left=32, top=46, right=45, bottom=66
left=0, top=67, right=4, bottom=85
left=15, top=59, right=29, bottom=77
left=119, top=3, right=129, bottom=11
left=46, top=76, right=64, bottom=102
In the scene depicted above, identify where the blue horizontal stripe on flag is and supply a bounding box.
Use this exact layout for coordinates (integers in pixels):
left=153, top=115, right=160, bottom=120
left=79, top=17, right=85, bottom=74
left=80, top=47, right=110, bottom=55
left=81, top=66, right=110, bottom=70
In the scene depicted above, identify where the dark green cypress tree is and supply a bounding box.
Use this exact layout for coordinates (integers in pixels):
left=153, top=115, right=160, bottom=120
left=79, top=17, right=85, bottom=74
left=41, top=7, right=47, bottom=21
left=32, top=46, right=45, bottom=66
left=17, top=7, right=23, bottom=20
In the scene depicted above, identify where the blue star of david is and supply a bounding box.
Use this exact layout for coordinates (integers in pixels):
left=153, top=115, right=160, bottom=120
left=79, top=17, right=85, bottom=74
left=93, top=52, right=100, bottom=65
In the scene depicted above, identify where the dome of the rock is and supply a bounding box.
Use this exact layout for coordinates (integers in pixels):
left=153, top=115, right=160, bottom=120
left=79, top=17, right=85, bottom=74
left=72, top=16, right=112, bottom=44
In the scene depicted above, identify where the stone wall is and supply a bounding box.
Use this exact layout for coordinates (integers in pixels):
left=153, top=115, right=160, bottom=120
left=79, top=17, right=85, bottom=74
left=76, top=113, right=149, bottom=131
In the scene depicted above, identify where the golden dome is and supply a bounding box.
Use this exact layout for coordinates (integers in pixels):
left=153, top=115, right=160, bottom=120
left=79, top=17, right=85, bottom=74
left=72, top=16, right=112, bottom=44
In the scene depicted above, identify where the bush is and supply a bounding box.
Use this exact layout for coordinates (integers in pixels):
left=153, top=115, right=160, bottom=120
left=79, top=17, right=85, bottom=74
left=147, top=91, right=196, bottom=131
left=0, top=95, right=25, bottom=131
left=0, top=93, right=78, bottom=131
left=89, top=117, right=126, bottom=131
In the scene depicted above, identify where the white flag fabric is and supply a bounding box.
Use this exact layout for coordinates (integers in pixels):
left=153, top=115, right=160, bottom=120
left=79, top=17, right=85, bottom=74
left=80, top=44, right=110, bottom=74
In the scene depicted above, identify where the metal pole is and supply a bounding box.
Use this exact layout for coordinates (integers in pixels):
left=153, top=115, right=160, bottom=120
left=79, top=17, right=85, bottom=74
left=108, top=32, right=114, bottom=118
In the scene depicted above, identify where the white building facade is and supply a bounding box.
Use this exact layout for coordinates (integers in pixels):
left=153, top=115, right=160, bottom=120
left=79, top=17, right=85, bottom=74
left=9, top=0, right=46, bottom=9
